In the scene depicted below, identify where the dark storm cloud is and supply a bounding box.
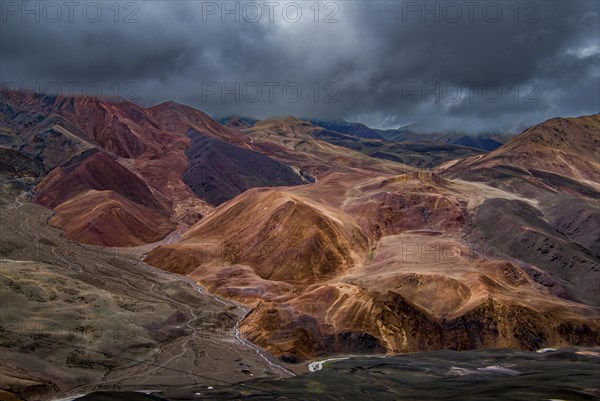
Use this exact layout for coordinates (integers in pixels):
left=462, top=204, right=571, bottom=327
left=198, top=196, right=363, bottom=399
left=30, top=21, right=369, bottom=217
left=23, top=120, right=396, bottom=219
left=1, top=0, right=598, bottom=132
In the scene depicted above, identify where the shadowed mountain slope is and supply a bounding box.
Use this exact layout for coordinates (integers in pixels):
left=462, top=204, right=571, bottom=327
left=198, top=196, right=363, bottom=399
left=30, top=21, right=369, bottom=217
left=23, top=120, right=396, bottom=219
left=183, top=131, right=307, bottom=205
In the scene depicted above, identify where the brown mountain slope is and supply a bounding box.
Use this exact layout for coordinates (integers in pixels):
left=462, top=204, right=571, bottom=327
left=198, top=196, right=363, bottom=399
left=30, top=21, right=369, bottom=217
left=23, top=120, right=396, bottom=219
left=496, top=114, right=600, bottom=180
left=145, top=187, right=369, bottom=286
left=342, top=171, right=468, bottom=240
left=439, top=114, right=600, bottom=188
left=1, top=91, right=162, bottom=159
left=49, top=190, right=176, bottom=246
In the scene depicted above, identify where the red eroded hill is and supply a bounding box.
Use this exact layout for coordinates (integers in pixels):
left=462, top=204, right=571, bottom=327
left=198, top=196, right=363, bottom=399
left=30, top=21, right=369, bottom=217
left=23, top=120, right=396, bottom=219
left=149, top=101, right=250, bottom=147
left=59, top=97, right=159, bottom=158
left=50, top=190, right=176, bottom=246
left=34, top=150, right=169, bottom=213
left=32, top=150, right=176, bottom=246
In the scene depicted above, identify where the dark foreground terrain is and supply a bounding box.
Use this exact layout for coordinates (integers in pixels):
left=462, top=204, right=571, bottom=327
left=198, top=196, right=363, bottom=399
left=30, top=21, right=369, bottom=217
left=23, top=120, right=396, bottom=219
left=72, top=348, right=600, bottom=401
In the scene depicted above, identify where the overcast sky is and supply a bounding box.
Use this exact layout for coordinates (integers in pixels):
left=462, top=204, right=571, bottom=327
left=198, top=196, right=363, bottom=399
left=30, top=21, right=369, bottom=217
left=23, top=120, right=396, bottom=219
left=1, top=0, right=599, bottom=132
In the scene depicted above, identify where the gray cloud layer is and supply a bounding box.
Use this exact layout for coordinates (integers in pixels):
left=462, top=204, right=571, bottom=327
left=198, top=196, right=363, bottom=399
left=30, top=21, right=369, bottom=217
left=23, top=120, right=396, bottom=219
left=1, top=0, right=598, bottom=132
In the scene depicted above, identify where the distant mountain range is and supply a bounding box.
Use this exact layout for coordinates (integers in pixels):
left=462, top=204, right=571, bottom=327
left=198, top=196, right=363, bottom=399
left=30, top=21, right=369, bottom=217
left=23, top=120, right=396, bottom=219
left=222, top=115, right=509, bottom=153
